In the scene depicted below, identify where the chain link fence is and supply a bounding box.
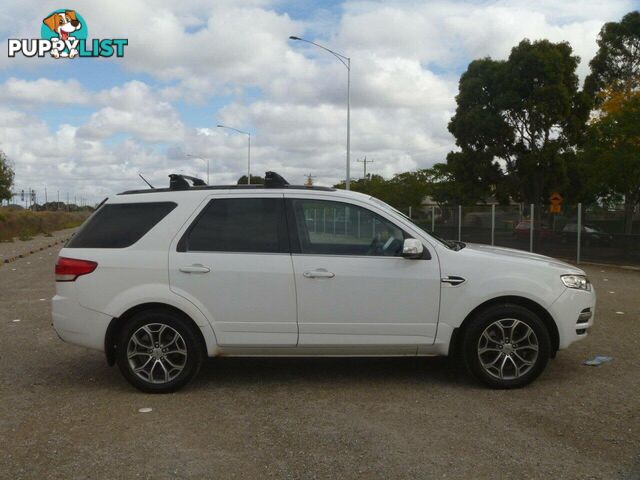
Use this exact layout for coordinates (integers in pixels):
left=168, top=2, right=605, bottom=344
left=401, top=204, right=640, bottom=267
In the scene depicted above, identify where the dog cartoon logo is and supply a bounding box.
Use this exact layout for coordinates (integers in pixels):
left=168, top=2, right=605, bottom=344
left=41, top=9, right=86, bottom=58
left=8, top=9, right=127, bottom=59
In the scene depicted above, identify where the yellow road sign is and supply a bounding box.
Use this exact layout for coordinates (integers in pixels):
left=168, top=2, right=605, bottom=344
left=550, top=192, right=563, bottom=205
left=549, top=192, right=563, bottom=213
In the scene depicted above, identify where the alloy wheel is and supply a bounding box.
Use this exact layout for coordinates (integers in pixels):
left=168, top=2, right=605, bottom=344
left=477, top=318, right=539, bottom=380
left=127, top=323, right=188, bottom=384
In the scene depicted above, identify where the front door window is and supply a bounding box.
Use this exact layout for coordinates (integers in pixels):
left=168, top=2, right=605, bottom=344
left=290, top=199, right=406, bottom=257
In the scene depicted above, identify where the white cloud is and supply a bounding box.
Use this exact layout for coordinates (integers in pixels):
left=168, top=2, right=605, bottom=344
left=0, top=106, right=183, bottom=201
left=337, top=0, right=635, bottom=79
left=0, top=0, right=636, bottom=202
left=77, top=81, right=185, bottom=143
left=0, top=78, right=92, bottom=105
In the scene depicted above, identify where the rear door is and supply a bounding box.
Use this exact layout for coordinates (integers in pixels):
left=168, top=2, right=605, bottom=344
left=169, top=194, right=298, bottom=346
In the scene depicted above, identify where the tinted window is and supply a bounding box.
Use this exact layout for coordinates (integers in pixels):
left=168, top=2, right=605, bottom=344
left=185, top=198, right=288, bottom=253
left=67, top=202, right=176, bottom=248
left=290, top=199, right=406, bottom=256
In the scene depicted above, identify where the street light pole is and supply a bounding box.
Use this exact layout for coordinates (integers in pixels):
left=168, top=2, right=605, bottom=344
left=346, top=56, right=350, bottom=190
left=217, top=125, right=251, bottom=184
left=289, top=36, right=351, bottom=190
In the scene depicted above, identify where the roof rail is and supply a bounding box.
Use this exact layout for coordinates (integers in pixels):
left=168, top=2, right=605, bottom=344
left=264, top=171, right=289, bottom=188
left=118, top=171, right=336, bottom=195
left=169, top=174, right=207, bottom=190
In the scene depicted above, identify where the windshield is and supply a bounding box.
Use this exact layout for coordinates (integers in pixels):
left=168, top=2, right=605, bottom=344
left=368, top=197, right=461, bottom=250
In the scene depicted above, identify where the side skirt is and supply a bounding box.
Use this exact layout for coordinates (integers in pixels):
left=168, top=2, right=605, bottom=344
left=214, top=345, right=445, bottom=357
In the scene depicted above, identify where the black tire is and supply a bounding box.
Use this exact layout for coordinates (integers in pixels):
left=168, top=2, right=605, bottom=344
left=461, top=304, right=550, bottom=389
left=116, top=308, right=204, bottom=393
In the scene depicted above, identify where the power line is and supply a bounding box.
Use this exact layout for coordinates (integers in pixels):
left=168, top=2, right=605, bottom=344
left=356, top=156, right=375, bottom=179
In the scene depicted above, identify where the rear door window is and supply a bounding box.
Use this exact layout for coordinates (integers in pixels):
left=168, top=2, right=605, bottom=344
left=181, top=197, right=288, bottom=253
left=67, top=202, right=176, bottom=248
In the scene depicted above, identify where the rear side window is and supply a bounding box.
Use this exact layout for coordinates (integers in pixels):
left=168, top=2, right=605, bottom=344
left=67, top=202, right=177, bottom=248
left=182, top=198, right=288, bottom=253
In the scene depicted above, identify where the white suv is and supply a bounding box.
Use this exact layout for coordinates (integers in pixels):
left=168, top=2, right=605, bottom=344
left=52, top=172, right=595, bottom=392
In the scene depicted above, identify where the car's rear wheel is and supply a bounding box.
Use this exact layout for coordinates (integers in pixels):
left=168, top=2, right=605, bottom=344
left=462, top=304, right=550, bottom=389
left=116, top=309, right=204, bottom=393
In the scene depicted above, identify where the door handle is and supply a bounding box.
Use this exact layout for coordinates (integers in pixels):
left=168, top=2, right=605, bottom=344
left=441, top=275, right=465, bottom=286
left=303, top=269, right=335, bottom=279
left=179, top=264, right=211, bottom=274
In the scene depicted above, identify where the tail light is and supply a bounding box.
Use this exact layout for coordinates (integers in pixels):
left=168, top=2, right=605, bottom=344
left=55, top=257, right=98, bottom=282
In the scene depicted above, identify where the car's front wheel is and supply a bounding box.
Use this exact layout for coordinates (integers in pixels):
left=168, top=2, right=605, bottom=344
left=461, top=304, right=550, bottom=389
left=116, top=309, right=204, bottom=393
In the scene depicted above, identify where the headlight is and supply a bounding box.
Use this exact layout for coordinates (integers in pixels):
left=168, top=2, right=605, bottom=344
left=561, top=274, right=591, bottom=291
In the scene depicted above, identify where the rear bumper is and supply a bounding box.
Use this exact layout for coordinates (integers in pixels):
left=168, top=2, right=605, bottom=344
left=52, top=293, right=112, bottom=351
left=549, top=287, right=596, bottom=349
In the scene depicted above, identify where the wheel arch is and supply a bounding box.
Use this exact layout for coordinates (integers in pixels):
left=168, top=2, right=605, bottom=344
left=104, top=302, right=208, bottom=366
left=449, top=295, right=560, bottom=360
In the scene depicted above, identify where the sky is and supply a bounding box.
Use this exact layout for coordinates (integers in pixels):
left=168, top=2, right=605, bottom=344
left=1, top=0, right=638, bottom=204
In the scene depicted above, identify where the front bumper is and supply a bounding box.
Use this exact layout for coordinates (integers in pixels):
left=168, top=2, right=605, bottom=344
left=549, top=287, right=596, bottom=349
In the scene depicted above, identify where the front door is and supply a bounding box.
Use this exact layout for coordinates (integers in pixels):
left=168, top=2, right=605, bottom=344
left=169, top=194, right=297, bottom=346
left=286, top=196, right=441, bottom=346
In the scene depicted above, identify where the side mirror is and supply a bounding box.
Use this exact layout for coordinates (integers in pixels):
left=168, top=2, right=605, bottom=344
left=402, top=238, right=424, bottom=259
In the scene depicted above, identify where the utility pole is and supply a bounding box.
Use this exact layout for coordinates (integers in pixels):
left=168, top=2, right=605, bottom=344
left=356, top=156, right=375, bottom=179
left=304, top=174, right=316, bottom=186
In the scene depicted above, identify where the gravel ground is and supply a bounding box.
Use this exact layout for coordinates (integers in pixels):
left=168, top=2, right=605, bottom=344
left=0, top=228, right=76, bottom=263
left=0, top=244, right=638, bottom=479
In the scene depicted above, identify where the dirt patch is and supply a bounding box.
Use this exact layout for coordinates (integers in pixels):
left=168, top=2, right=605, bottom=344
left=0, top=253, right=638, bottom=479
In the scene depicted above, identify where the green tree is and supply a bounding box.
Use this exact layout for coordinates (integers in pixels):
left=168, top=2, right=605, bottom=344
left=237, top=174, right=264, bottom=185
left=583, top=92, right=640, bottom=234
left=421, top=164, right=458, bottom=205
left=335, top=174, right=399, bottom=207
left=563, top=150, right=601, bottom=205
left=583, top=11, right=640, bottom=232
left=441, top=151, right=508, bottom=204
left=447, top=39, right=589, bottom=206
left=334, top=171, right=431, bottom=211
left=584, top=11, right=640, bottom=103
left=0, top=150, right=14, bottom=202
left=387, top=171, right=432, bottom=210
